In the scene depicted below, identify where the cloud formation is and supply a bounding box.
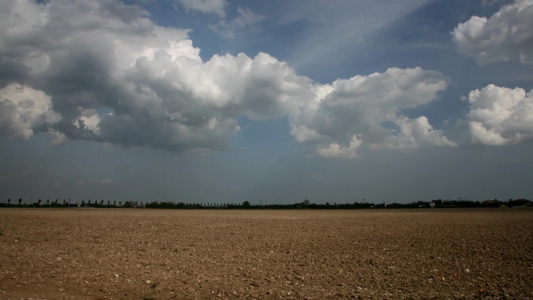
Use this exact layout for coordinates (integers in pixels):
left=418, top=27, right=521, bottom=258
left=0, top=0, right=455, bottom=157
left=467, top=84, right=533, bottom=145
left=290, top=68, right=456, bottom=157
left=0, top=84, right=60, bottom=139
left=452, top=0, right=533, bottom=64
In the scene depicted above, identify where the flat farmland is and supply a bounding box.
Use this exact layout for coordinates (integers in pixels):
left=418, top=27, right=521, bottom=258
left=1, top=208, right=532, bottom=299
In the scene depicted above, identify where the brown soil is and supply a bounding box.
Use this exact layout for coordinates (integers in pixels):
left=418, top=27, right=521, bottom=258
left=1, top=208, right=532, bottom=299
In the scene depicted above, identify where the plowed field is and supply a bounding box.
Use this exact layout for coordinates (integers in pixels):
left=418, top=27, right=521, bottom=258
left=1, top=208, right=532, bottom=299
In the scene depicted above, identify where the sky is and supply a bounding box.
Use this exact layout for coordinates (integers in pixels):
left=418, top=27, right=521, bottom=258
left=1, top=0, right=533, bottom=205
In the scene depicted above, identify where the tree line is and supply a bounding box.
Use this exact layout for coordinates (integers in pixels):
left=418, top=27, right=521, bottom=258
left=1, top=198, right=530, bottom=209
left=0, top=198, right=137, bottom=208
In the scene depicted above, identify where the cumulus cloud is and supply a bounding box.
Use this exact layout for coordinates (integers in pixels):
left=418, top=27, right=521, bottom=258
left=316, top=136, right=362, bottom=159
left=0, top=0, right=455, bottom=157
left=104, top=50, right=311, bottom=151
left=209, top=6, right=265, bottom=38
left=289, top=67, right=456, bottom=158
left=0, top=0, right=307, bottom=152
left=452, top=0, right=533, bottom=64
left=0, top=84, right=60, bottom=139
left=175, top=0, right=227, bottom=17
left=73, top=109, right=101, bottom=135
left=467, top=84, right=533, bottom=145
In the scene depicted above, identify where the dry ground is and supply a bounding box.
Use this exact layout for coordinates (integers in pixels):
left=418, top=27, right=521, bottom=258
left=0, top=208, right=532, bottom=299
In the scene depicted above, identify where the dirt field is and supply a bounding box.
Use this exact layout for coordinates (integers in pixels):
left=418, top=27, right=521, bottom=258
left=1, top=208, right=532, bottom=299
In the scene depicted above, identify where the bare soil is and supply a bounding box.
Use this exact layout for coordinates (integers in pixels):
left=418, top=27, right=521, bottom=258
left=1, top=208, right=532, bottom=299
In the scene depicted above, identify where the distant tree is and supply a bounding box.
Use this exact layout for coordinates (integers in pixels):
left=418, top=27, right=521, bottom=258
left=7, top=198, right=10, bottom=205
left=119, top=201, right=122, bottom=206
left=114, top=200, right=116, bottom=206
left=107, top=200, right=110, bottom=206
left=242, top=201, right=251, bottom=208
left=88, top=199, right=91, bottom=206
left=18, top=198, right=22, bottom=205
left=46, top=199, right=50, bottom=205
left=38, top=199, right=42, bottom=206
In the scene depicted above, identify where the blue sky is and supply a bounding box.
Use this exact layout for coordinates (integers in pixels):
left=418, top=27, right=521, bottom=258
left=1, top=0, right=532, bottom=204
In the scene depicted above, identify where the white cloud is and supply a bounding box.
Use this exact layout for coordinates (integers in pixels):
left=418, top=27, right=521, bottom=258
left=175, top=0, right=227, bottom=17
left=452, top=0, right=533, bottom=64
left=109, top=49, right=311, bottom=150
left=0, top=0, right=230, bottom=151
left=0, top=84, right=60, bottom=139
left=290, top=125, right=322, bottom=143
left=289, top=67, right=455, bottom=158
left=467, top=84, right=533, bottom=145
left=316, top=136, right=362, bottom=159
left=73, top=109, right=101, bottom=135
left=0, top=0, right=455, bottom=157
left=209, top=6, right=265, bottom=38
left=386, top=116, right=457, bottom=149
